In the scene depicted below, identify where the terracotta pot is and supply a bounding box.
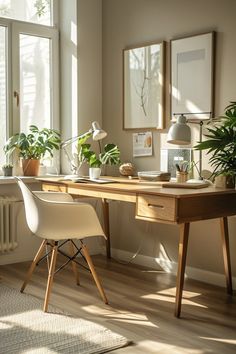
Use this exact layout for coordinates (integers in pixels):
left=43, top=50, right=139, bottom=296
left=22, top=159, right=40, bottom=176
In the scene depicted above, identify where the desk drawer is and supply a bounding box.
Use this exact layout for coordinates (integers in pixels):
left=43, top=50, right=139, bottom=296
left=42, top=183, right=67, bottom=193
left=136, top=194, right=176, bottom=222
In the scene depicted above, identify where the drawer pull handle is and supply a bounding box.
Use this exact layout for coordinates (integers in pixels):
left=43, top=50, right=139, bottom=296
left=148, top=203, right=164, bottom=209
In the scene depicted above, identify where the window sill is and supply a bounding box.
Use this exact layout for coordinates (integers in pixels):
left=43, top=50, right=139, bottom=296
left=0, top=176, right=39, bottom=184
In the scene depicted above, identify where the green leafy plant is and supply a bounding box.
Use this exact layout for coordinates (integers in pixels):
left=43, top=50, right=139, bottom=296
left=195, top=101, right=236, bottom=178
left=77, top=134, right=120, bottom=168
left=2, top=163, right=13, bottom=177
left=4, top=125, right=61, bottom=160
left=2, top=163, right=13, bottom=168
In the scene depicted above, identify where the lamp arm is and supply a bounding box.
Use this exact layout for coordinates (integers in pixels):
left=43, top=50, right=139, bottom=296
left=199, top=121, right=203, bottom=178
left=62, top=144, right=77, bottom=173
left=61, top=130, right=92, bottom=174
left=190, top=160, right=203, bottom=180
left=60, top=122, right=106, bottom=176
left=61, top=129, right=92, bottom=149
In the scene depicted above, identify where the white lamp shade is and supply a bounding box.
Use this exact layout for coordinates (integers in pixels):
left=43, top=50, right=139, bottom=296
left=167, top=115, right=191, bottom=145
left=92, top=121, right=107, bottom=141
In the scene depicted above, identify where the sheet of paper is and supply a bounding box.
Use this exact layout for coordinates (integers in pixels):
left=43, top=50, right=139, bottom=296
left=133, top=132, right=153, bottom=157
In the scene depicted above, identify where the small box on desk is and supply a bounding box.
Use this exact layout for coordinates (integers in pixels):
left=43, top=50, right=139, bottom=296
left=138, top=171, right=171, bottom=182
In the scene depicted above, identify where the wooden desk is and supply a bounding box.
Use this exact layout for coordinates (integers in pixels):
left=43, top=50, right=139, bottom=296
left=39, top=177, right=236, bottom=317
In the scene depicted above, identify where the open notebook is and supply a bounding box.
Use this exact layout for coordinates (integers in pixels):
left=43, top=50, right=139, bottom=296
left=63, top=177, right=118, bottom=184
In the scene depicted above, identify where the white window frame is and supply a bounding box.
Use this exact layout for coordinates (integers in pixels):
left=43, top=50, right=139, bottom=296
left=11, top=21, right=59, bottom=134
left=0, top=0, right=59, bottom=138
left=0, top=18, right=11, bottom=137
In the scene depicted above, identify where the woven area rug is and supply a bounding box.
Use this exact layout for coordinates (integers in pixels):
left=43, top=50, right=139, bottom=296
left=0, top=284, right=130, bottom=354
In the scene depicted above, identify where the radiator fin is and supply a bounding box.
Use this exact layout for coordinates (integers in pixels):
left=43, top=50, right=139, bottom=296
left=0, top=196, right=22, bottom=253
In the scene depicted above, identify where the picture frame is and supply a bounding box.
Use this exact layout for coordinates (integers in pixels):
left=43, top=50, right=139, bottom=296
left=170, top=32, right=215, bottom=120
left=123, top=41, right=166, bottom=130
left=132, top=131, right=153, bottom=157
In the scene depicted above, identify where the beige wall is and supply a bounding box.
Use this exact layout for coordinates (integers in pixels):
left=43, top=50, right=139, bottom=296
left=102, top=0, right=236, bottom=282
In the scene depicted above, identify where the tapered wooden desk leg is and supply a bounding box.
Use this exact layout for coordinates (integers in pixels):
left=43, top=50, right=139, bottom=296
left=81, top=243, right=108, bottom=304
left=220, top=217, right=233, bottom=295
left=101, top=198, right=111, bottom=258
left=175, top=222, right=190, bottom=318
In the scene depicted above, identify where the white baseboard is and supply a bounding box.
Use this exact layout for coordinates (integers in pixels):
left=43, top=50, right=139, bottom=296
left=110, top=248, right=236, bottom=288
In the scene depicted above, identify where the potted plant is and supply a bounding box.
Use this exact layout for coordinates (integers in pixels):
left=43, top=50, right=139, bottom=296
left=78, top=137, right=121, bottom=179
left=4, top=125, right=61, bottom=176
left=2, top=164, right=13, bottom=177
left=195, top=101, right=236, bottom=188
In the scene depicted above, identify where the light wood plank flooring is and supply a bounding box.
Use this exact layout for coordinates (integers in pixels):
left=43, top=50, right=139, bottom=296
left=1, top=255, right=236, bottom=354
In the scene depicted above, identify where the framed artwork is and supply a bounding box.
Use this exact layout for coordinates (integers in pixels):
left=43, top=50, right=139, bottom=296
left=171, top=32, right=215, bottom=120
left=123, top=41, right=165, bottom=130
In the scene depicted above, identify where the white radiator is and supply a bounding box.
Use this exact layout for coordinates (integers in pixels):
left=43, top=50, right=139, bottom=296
left=0, top=196, right=22, bottom=253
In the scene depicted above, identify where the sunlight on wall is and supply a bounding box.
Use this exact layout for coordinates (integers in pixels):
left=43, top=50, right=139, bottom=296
left=71, top=54, right=78, bottom=141
left=155, top=243, right=173, bottom=273
left=70, top=20, right=77, bottom=46
left=172, top=85, right=179, bottom=100
left=71, top=20, right=78, bottom=157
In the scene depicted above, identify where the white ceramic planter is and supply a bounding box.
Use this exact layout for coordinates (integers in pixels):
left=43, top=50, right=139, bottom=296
left=89, top=167, right=101, bottom=179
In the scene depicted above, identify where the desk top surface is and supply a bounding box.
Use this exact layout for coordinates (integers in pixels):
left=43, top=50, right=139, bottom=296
left=38, top=176, right=236, bottom=199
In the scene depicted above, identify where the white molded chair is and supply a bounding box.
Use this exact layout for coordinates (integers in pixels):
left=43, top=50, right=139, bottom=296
left=17, top=178, right=108, bottom=312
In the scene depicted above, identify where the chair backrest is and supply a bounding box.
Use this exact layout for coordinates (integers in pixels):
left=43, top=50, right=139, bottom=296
left=17, top=178, right=105, bottom=241
left=16, top=178, right=40, bottom=235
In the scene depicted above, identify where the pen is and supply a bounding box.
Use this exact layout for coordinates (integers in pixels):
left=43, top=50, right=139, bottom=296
left=175, top=163, right=181, bottom=172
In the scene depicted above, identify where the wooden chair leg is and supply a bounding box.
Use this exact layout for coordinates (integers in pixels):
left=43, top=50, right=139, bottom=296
left=69, top=240, right=80, bottom=285
left=81, top=242, right=108, bottom=304
left=21, top=239, right=47, bottom=293
left=45, top=242, right=52, bottom=272
left=43, top=241, right=58, bottom=312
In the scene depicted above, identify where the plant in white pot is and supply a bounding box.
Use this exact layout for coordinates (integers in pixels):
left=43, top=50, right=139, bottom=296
left=3, top=125, right=61, bottom=176
left=78, top=138, right=121, bottom=179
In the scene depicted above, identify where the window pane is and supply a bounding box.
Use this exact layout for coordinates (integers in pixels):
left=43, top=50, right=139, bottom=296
left=20, top=34, right=51, bottom=132
left=0, top=26, right=7, bottom=167
left=0, top=0, right=51, bottom=26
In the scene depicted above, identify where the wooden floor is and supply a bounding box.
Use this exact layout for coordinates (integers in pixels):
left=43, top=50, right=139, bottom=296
left=1, top=255, right=236, bottom=354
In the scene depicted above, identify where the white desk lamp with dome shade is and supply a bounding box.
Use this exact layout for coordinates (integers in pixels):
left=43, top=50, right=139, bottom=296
left=61, top=121, right=107, bottom=178
left=167, top=112, right=212, bottom=184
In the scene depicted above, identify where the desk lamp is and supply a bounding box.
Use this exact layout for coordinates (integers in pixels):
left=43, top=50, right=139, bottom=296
left=167, top=112, right=211, bottom=183
left=61, top=121, right=107, bottom=177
